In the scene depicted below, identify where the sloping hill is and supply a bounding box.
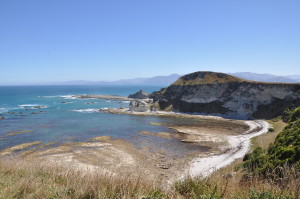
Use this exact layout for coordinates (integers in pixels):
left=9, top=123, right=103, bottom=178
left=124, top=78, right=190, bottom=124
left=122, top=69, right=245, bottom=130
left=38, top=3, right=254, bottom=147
left=151, top=71, right=300, bottom=119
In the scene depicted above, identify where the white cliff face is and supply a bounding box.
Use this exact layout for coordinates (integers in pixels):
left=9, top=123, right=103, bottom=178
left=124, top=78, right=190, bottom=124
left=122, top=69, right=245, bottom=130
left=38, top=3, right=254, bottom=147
left=152, top=72, right=300, bottom=119
left=222, top=85, right=298, bottom=117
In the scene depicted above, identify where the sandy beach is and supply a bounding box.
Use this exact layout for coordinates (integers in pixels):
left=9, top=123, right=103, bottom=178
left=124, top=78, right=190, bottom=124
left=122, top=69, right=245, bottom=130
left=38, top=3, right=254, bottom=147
left=186, top=120, right=269, bottom=178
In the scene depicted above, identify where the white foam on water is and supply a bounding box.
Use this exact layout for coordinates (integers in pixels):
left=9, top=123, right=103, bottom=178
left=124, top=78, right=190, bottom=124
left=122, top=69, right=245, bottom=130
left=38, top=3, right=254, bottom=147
left=39, top=96, right=58, bottom=98
left=0, top=106, right=20, bottom=113
left=0, top=108, right=8, bottom=113
left=71, top=109, right=99, bottom=113
left=18, top=104, right=48, bottom=109
left=18, top=104, right=40, bottom=107
left=60, top=95, right=77, bottom=99
left=39, top=95, right=77, bottom=99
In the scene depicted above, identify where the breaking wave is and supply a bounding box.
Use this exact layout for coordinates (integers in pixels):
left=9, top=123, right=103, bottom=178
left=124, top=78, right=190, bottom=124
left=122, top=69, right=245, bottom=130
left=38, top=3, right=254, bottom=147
left=71, top=109, right=99, bottom=113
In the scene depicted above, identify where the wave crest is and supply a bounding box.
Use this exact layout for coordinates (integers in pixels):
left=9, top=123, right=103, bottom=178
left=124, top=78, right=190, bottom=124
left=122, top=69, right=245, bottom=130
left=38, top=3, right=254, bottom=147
left=71, top=109, right=99, bottom=113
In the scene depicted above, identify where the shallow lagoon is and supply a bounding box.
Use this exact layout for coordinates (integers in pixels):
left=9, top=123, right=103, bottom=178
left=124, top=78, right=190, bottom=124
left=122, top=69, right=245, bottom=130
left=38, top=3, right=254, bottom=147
left=0, top=85, right=209, bottom=158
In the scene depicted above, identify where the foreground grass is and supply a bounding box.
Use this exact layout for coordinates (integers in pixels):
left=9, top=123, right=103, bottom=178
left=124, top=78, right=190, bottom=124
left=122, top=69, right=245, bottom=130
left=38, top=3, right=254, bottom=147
left=0, top=157, right=162, bottom=199
left=0, top=156, right=298, bottom=199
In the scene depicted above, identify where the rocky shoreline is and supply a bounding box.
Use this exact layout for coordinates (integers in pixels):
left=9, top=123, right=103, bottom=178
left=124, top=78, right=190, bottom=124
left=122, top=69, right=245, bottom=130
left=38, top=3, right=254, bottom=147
left=0, top=91, right=270, bottom=182
left=96, top=107, right=269, bottom=179
left=0, top=105, right=261, bottom=182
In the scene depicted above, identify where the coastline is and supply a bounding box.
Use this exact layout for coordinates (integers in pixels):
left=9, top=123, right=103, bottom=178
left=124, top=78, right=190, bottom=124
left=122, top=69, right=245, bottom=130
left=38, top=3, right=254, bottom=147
left=186, top=120, right=269, bottom=178
left=0, top=94, right=270, bottom=182
left=97, top=106, right=270, bottom=179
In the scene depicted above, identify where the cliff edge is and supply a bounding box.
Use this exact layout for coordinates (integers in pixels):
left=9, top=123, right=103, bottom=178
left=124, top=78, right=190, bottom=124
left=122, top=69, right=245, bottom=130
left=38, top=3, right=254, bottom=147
left=151, top=71, right=300, bottom=119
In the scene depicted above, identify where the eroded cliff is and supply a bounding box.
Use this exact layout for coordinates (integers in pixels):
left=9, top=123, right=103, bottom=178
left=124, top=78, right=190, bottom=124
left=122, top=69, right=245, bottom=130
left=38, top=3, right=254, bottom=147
left=151, top=71, right=300, bottom=119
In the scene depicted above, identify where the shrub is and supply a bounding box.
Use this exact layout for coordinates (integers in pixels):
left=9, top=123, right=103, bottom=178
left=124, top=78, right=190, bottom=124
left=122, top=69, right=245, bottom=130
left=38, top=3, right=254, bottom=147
left=243, top=107, right=300, bottom=178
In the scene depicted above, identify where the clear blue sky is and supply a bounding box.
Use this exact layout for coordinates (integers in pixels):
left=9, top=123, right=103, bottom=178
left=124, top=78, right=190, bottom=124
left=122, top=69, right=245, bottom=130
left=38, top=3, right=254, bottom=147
left=0, top=0, right=299, bottom=84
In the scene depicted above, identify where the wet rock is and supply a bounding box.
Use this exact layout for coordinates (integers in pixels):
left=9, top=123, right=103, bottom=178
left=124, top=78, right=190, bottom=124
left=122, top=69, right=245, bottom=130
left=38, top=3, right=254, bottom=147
left=128, top=90, right=149, bottom=99
left=34, top=106, right=46, bottom=109
left=0, top=117, right=5, bottom=120
left=129, top=100, right=150, bottom=112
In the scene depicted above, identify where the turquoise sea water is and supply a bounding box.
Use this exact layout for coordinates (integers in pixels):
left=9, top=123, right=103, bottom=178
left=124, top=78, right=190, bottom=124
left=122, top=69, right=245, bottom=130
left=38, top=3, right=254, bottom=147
left=0, top=85, right=208, bottom=157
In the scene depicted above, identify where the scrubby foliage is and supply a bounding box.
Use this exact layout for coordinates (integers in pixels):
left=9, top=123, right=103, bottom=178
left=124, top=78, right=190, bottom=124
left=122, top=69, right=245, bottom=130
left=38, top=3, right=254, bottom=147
left=282, top=107, right=300, bottom=122
left=243, top=107, right=300, bottom=178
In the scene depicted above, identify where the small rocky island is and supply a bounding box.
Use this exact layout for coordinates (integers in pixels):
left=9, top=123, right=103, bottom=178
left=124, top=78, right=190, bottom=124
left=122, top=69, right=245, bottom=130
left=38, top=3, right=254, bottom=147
left=128, top=90, right=149, bottom=99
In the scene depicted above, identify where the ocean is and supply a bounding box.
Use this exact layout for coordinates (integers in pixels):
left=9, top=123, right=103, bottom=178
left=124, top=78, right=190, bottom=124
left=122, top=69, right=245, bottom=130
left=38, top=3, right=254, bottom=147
left=0, top=85, right=207, bottom=157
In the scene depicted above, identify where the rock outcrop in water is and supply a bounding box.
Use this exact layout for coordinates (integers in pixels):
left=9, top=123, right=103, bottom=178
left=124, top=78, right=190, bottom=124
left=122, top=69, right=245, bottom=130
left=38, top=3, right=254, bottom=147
left=129, top=100, right=150, bottom=112
left=150, top=71, right=300, bottom=119
left=128, top=90, right=149, bottom=99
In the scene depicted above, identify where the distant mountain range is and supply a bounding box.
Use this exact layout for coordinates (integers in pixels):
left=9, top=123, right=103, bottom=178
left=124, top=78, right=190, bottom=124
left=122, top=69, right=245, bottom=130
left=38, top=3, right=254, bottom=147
left=29, top=72, right=300, bottom=86
left=230, top=72, right=300, bottom=83
left=38, top=74, right=182, bottom=86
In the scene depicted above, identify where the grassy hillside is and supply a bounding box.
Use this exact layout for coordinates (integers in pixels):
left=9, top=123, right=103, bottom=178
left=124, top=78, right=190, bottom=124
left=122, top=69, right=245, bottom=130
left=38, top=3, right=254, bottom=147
left=172, top=71, right=300, bottom=86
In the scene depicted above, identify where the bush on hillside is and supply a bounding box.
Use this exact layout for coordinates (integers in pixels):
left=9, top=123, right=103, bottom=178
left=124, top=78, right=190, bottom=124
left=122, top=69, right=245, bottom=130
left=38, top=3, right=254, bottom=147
left=243, top=107, right=300, bottom=178
left=282, top=107, right=300, bottom=122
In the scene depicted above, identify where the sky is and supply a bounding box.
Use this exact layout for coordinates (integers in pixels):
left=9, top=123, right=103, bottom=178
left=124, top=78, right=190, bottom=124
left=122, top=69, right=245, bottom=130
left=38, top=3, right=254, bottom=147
left=0, top=0, right=300, bottom=85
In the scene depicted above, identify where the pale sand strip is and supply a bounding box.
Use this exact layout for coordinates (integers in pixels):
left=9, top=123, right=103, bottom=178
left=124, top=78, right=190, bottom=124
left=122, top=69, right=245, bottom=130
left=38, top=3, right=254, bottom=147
left=187, top=120, right=269, bottom=178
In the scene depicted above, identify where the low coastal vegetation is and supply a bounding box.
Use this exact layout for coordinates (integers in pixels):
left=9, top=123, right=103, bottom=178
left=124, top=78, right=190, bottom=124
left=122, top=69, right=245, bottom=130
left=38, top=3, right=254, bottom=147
left=242, top=107, right=300, bottom=178
left=0, top=108, right=299, bottom=198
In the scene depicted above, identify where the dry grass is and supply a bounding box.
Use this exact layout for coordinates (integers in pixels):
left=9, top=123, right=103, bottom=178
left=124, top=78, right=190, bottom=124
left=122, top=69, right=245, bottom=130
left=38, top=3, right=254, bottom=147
left=176, top=166, right=299, bottom=199
left=0, top=157, right=165, bottom=199
left=252, top=119, right=286, bottom=150
left=0, top=155, right=298, bottom=199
